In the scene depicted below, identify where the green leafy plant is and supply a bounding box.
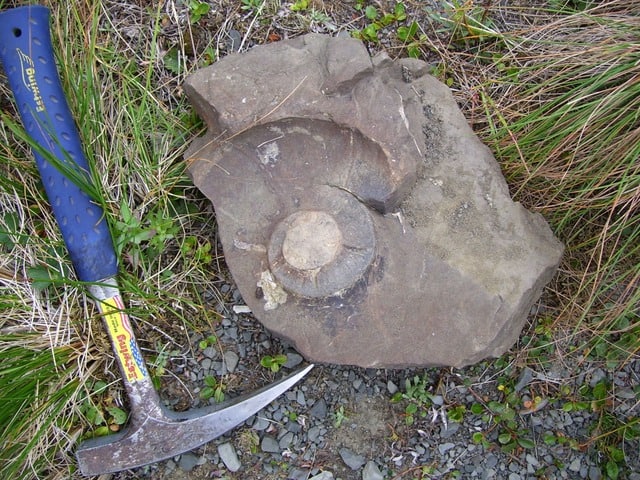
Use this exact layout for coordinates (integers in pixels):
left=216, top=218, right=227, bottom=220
left=181, top=236, right=213, bottom=267
left=427, top=0, right=507, bottom=47
left=260, top=354, right=288, bottom=373
left=200, top=375, right=225, bottom=403
left=333, top=405, right=348, bottom=428
left=291, top=0, right=309, bottom=12
left=198, top=334, right=218, bottom=351
left=469, top=395, right=536, bottom=453
left=78, top=380, right=129, bottom=439
left=187, top=0, right=210, bottom=23
left=352, top=2, right=407, bottom=43
left=113, top=201, right=178, bottom=269
left=447, top=404, right=466, bottom=423
left=397, top=20, right=425, bottom=58
left=163, top=48, right=184, bottom=74
left=391, top=374, right=435, bottom=425
left=241, top=0, right=264, bottom=13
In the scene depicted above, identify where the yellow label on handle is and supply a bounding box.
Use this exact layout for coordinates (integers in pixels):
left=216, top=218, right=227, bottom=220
left=100, top=296, right=147, bottom=383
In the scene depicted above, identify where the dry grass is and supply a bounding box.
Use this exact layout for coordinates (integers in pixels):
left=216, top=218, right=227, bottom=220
left=420, top=0, right=639, bottom=367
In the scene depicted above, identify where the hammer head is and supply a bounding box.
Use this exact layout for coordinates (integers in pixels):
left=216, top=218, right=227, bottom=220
left=77, top=364, right=313, bottom=475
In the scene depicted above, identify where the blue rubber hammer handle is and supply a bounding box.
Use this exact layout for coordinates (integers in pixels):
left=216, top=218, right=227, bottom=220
left=0, top=5, right=117, bottom=282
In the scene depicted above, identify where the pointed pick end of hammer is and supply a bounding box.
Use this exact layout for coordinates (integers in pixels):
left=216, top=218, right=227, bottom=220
left=76, top=364, right=314, bottom=476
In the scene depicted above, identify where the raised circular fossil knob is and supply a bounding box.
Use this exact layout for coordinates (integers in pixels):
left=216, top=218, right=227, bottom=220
left=281, top=211, right=343, bottom=271
left=267, top=189, right=376, bottom=298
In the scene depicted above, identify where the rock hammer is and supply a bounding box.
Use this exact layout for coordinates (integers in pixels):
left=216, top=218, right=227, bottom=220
left=0, top=5, right=312, bottom=475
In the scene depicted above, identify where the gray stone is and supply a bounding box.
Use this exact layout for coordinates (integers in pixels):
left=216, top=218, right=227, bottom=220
left=279, top=431, right=294, bottom=449
left=310, top=399, right=327, bottom=419
left=261, top=435, right=280, bottom=453
left=309, top=472, right=334, bottom=480
left=588, top=466, right=602, bottom=480
left=290, top=469, right=311, bottom=480
left=362, top=461, right=384, bottom=480
left=217, top=442, right=241, bottom=472
left=202, top=346, right=216, bottom=359
left=177, top=452, right=199, bottom=472
left=339, top=448, right=366, bottom=470
left=438, top=443, right=455, bottom=455
left=485, top=454, right=498, bottom=468
left=185, top=33, right=564, bottom=368
left=252, top=416, right=270, bottom=431
left=307, top=425, right=322, bottom=443
left=569, top=458, right=582, bottom=472
left=223, top=350, right=239, bottom=373
left=285, top=352, right=304, bottom=369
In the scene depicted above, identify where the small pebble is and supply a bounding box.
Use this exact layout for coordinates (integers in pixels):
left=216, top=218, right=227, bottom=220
left=261, top=436, right=280, bottom=453
left=438, top=443, right=455, bottom=456
left=310, top=399, right=328, bottom=419
left=569, top=458, right=581, bottom=472
left=223, top=350, right=239, bottom=373
left=284, top=353, right=304, bottom=369
left=178, top=453, right=199, bottom=472
left=362, top=461, right=384, bottom=480
left=279, top=431, right=294, bottom=449
left=252, top=416, right=270, bottom=431
left=217, top=442, right=241, bottom=472
left=339, top=448, right=366, bottom=470
left=309, top=472, right=334, bottom=480
left=307, top=426, right=322, bottom=443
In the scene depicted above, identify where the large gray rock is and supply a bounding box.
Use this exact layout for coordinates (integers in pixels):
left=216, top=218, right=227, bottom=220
left=184, top=34, right=564, bottom=368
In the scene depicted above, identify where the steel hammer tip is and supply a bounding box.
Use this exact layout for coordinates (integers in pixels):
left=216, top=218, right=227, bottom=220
left=76, top=364, right=314, bottom=475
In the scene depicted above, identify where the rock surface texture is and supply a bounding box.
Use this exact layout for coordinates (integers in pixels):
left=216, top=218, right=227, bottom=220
left=184, top=34, right=564, bottom=368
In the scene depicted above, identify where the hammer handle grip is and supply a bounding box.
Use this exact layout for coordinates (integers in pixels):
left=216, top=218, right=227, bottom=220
left=0, top=6, right=118, bottom=282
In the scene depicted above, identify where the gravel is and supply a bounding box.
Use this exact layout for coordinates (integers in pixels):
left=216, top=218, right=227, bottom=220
left=110, top=281, right=639, bottom=480
left=80, top=1, right=639, bottom=477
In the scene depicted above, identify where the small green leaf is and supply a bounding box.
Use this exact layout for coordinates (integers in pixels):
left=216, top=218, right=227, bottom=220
left=204, top=375, right=217, bottom=387
left=470, top=403, right=484, bottom=415
left=593, top=381, right=608, bottom=401
left=93, top=426, right=110, bottom=437
left=543, top=433, right=557, bottom=445
left=28, top=265, right=55, bottom=291
left=498, top=432, right=512, bottom=444
left=394, top=2, right=407, bottom=20
left=391, top=392, right=404, bottom=403
left=163, top=48, right=183, bottom=74
left=93, top=381, right=108, bottom=394
left=501, top=441, right=518, bottom=453
left=0, top=212, right=19, bottom=249
left=107, top=406, right=128, bottom=425
left=606, top=460, right=619, bottom=479
left=517, top=437, right=535, bottom=449
left=405, top=403, right=418, bottom=415
left=380, top=13, right=395, bottom=26
left=472, top=432, right=485, bottom=444
left=213, top=386, right=225, bottom=403
left=200, top=386, right=214, bottom=399
left=85, top=404, right=104, bottom=425
left=365, top=5, right=378, bottom=20
left=362, top=23, right=380, bottom=41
